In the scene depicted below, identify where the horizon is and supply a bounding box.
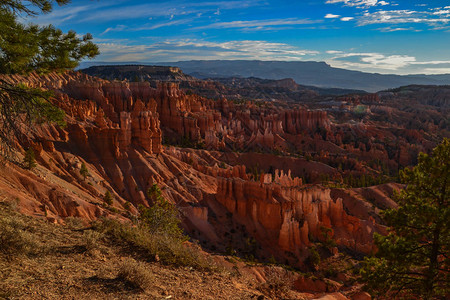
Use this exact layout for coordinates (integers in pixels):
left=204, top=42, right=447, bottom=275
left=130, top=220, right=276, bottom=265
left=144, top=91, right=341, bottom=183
left=33, top=0, right=450, bottom=75
left=78, top=60, right=450, bottom=77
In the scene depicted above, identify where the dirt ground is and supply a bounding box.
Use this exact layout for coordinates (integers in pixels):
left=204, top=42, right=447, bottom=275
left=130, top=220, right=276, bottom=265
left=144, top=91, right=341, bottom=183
left=0, top=202, right=311, bottom=300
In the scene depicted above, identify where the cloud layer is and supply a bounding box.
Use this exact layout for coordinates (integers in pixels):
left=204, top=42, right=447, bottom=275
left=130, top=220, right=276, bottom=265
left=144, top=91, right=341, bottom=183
left=96, top=39, right=319, bottom=62
left=31, top=0, right=450, bottom=75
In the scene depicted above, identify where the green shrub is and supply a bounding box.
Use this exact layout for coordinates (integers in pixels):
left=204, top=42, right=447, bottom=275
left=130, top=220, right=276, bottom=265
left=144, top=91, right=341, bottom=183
left=64, top=216, right=85, bottom=230
left=93, top=184, right=215, bottom=270
left=23, top=148, right=37, bottom=170
left=0, top=213, right=39, bottom=255
left=308, top=246, right=321, bottom=267
left=320, top=226, right=337, bottom=250
left=142, top=184, right=185, bottom=239
left=80, top=162, right=89, bottom=180
left=93, top=218, right=213, bottom=271
left=123, top=201, right=131, bottom=211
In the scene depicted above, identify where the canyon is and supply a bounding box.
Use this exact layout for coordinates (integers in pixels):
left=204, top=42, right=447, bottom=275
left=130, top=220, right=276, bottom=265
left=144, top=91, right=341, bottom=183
left=0, top=67, right=448, bottom=298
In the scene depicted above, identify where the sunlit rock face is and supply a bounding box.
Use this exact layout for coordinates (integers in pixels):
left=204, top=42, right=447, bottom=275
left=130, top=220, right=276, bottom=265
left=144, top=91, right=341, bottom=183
left=215, top=173, right=377, bottom=262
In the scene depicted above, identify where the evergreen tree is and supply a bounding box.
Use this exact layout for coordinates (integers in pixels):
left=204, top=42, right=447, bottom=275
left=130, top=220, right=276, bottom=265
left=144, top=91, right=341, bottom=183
left=103, top=190, right=113, bottom=206
left=80, top=162, right=89, bottom=180
left=23, top=147, right=37, bottom=170
left=361, top=138, right=449, bottom=299
left=0, top=1, right=99, bottom=159
left=139, top=184, right=185, bottom=239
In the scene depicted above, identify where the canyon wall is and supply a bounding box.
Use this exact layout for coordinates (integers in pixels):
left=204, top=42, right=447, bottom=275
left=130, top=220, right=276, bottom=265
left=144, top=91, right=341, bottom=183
left=215, top=173, right=377, bottom=260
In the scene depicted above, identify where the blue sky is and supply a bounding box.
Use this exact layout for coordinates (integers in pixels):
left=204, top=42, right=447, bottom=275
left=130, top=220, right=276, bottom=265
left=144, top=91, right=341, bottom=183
left=32, top=0, right=450, bottom=74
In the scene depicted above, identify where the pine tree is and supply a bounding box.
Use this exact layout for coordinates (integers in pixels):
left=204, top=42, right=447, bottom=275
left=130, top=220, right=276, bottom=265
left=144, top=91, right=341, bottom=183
left=361, top=138, right=449, bottom=299
left=0, top=1, right=99, bottom=160
left=80, top=162, right=89, bottom=181
left=103, top=190, right=113, bottom=206
left=139, top=184, right=185, bottom=239
left=23, top=147, right=37, bottom=170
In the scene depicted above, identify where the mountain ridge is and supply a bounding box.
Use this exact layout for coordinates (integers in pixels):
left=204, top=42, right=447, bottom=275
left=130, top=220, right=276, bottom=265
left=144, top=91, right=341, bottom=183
left=78, top=60, right=450, bottom=92
left=80, top=65, right=366, bottom=98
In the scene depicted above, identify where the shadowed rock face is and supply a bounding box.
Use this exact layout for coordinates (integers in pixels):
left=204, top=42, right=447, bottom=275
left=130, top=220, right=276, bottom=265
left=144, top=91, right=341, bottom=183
left=0, top=71, right=410, bottom=267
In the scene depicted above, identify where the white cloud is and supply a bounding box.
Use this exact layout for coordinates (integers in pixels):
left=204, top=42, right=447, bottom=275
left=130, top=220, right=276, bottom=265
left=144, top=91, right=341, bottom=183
left=100, top=19, right=194, bottom=35
left=325, top=13, right=340, bottom=18
left=341, top=17, right=354, bottom=21
left=101, top=25, right=127, bottom=35
left=379, top=26, right=422, bottom=32
left=35, top=0, right=264, bottom=25
left=433, top=9, right=450, bottom=15
left=422, top=68, right=450, bottom=74
left=95, top=39, right=319, bottom=62
left=326, top=51, right=450, bottom=74
left=92, top=40, right=450, bottom=75
left=325, top=0, right=389, bottom=8
left=193, top=18, right=320, bottom=30
left=33, top=3, right=107, bottom=26
left=329, top=52, right=416, bottom=70
left=410, top=60, right=450, bottom=65
left=357, top=9, right=450, bottom=28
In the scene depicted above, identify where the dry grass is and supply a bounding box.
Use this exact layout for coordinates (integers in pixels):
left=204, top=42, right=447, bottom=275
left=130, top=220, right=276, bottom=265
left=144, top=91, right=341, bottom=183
left=117, top=259, right=154, bottom=290
left=93, top=218, right=215, bottom=271
left=0, top=203, right=264, bottom=299
left=64, top=216, right=85, bottom=230
left=258, top=267, right=294, bottom=299
left=82, top=230, right=103, bottom=250
left=82, top=229, right=107, bottom=258
left=0, top=207, right=41, bottom=256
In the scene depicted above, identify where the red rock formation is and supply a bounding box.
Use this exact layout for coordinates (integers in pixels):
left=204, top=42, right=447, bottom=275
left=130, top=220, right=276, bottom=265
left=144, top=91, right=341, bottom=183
left=216, top=176, right=376, bottom=261
left=1, top=71, right=405, bottom=271
left=282, top=109, right=330, bottom=134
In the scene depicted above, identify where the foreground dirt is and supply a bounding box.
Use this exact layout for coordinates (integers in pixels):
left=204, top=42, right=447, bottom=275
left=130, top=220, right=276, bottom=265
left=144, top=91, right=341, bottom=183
left=0, top=202, right=316, bottom=300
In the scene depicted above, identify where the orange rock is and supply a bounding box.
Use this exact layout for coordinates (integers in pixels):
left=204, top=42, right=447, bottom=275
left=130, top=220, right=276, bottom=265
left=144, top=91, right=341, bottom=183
left=351, top=292, right=371, bottom=300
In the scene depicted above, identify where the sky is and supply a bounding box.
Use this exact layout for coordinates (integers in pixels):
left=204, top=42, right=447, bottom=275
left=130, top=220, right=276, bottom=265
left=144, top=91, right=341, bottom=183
left=30, top=0, right=450, bottom=75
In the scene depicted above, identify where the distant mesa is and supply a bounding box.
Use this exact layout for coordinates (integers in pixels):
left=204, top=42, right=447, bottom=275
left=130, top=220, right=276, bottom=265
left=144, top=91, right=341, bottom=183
left=81, top=65, right=196, bottom=82
left=79, top=60, right=450, bottom=93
